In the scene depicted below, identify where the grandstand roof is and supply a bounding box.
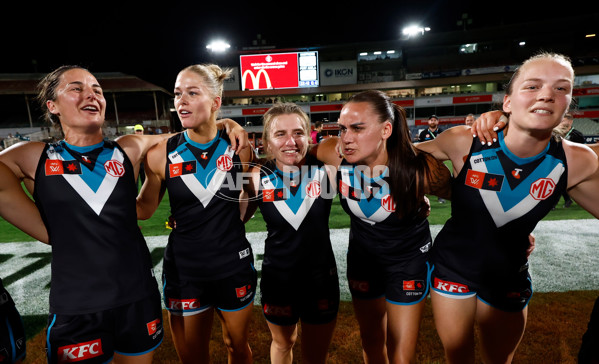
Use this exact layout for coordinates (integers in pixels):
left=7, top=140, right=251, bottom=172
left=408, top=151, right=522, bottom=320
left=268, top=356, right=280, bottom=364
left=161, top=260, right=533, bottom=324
left=0, top=72, right=172, bottom=96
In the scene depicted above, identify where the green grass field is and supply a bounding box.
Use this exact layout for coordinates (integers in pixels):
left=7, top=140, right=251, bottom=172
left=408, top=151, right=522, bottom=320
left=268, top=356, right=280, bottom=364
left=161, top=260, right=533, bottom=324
left=1, top=192, right=593, bottom=242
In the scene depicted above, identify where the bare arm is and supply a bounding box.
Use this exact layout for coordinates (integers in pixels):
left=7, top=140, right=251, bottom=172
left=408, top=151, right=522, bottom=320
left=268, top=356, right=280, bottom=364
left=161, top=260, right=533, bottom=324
left=240, top=165, right=262, bottom=223
left=216, top=118, right=250, bottom=154
left=117, top=133, right=173, bottom=180
left=423, top=153, right=452, bottom=200
left=238, top=138, right=256, bottom=173
left=0, top=141, right=46, bottom=193
left=567, top=142, right=599, bottom=218
left=0, top=161, right=48, bottom=243
left=309, top=136, right=343, bottom=167
left=136, top=141, right=167, bottom=220
left=415, top=125, right=474, bottom=176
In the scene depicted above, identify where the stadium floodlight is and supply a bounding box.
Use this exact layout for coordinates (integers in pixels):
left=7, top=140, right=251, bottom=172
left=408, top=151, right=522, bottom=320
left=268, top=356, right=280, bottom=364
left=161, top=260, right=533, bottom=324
left=206, top=40, right=231, bottom=53
left=402, top=25, right=430, bottom=38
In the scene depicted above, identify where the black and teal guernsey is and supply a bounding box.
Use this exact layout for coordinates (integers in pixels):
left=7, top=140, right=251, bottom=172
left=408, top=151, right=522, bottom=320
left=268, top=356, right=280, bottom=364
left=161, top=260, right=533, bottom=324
left=164, top=130, right=253, bottom=281
left=432, top=131, right=568, bottom=286
left=337, top=160, right=432, bottom=267
left=257, top=156, right=336, bottom=272
left=34, top=140, right=158, bottom=315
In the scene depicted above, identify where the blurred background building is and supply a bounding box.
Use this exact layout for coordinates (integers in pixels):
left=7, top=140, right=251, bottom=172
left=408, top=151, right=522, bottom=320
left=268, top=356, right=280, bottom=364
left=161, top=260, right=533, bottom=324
left=1, top=13, right=598, bottom=151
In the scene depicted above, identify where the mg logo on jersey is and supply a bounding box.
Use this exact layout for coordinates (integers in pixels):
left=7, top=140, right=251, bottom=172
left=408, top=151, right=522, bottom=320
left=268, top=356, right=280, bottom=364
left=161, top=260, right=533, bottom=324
left=168, top=298, right=200, bottom=311
left=104, top=160, right=125, bottom=177
left=241, top=69, right=273, bottom=90
left=381, top=194, right=396, bottom=212
left=306, top=180, right=321, bottom=198
left=434, top=278, right=470, bottom=293
left=216, top=155, right=233, bottom=171
left=58, top=339, right=103, bottom=362
left=530, top=178, right=556, bottom=200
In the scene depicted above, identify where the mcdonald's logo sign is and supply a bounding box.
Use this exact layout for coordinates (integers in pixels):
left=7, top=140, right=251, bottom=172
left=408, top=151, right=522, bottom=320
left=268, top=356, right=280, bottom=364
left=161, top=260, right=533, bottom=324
left=242, top=69, right=273, bottom=90
left=240, top=52, right=301, bottom=90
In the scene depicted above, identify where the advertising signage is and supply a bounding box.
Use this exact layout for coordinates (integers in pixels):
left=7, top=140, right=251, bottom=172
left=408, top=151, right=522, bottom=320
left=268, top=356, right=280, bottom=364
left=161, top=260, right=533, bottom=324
left=240, top=51, right=319, bottom=90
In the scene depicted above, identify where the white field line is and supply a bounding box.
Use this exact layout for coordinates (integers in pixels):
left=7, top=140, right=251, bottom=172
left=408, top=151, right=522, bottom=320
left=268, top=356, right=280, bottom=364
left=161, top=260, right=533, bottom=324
left=2, top=220, right=598, bottom=315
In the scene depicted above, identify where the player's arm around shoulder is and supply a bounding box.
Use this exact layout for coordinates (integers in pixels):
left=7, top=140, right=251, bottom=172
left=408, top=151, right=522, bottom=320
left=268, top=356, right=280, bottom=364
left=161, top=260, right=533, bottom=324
left=136, top=140, right=168, bottom=220
left=217, top=118, right=249, bottom=153
left=116, top=133, right=173, bottom=168
left=240, top=163, right=262, bottom=223
left=565, top=141, right=599, bottom=218
left=415, top=125, right=472, bottom=175
left=422, top=153, right=452, bottom=200
left=238, top=142, right=256, bottom=173
left=309, top=136, right=343, bottom=167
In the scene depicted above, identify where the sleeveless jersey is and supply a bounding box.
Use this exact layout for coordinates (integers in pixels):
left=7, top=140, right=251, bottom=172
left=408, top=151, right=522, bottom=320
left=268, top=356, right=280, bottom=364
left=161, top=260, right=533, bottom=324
left=432, top=131, right=568, bottom=283
left=33, top=140, right=157, bottom=315
left=337, top=160, right=432, bottom=266
left=257, top=156, right=336, bottom=272
left=164, top=130, right=252, bottom=281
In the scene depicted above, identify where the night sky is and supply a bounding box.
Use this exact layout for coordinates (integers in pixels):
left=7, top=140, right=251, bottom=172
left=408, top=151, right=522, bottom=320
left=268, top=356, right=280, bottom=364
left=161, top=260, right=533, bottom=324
left=1, top=1, right=594, bottom=90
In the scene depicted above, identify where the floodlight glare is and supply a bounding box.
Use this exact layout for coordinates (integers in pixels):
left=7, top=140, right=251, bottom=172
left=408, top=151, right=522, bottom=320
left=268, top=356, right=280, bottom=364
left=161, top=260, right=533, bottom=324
left=402, top=25, right=430, bottom=37
left=206, top=40, right=231, bottom=53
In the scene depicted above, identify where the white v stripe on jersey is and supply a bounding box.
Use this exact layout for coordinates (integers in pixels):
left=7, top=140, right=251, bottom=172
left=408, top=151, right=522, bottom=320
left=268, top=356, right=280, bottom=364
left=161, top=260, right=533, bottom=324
left=168, top=146, right=235, bottom=207
left=262, top=168, right=325, bottom=230
left=471, top=155, right=565, bottom=227
left=50, top=148, right=124, bottom=216
left=339, top=169, right=391, bottom=225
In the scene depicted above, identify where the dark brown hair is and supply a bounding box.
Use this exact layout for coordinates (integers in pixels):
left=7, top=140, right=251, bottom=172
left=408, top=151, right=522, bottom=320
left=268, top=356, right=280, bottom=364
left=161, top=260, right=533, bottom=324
left=347, top=90, right=431, bottom=218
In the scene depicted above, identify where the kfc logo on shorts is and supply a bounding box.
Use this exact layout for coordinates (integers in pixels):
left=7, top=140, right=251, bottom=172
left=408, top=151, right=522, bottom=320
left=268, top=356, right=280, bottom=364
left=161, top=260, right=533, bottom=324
left=434, top=278, right=470, bottom=293
left=168, top=298, right=200, bottom=311
left=349, top=279, right=370, bottom=293
left=58, top=339, right=103, bottom=362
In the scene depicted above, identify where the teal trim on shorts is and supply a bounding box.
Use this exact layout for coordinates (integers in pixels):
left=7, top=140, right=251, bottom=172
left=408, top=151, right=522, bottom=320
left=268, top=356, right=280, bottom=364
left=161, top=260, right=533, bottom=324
left=114, top=336, right=164, bottom=356
left=218, top=294, right=255, bottom=312
left=386, top=261, right=432, bottom=306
